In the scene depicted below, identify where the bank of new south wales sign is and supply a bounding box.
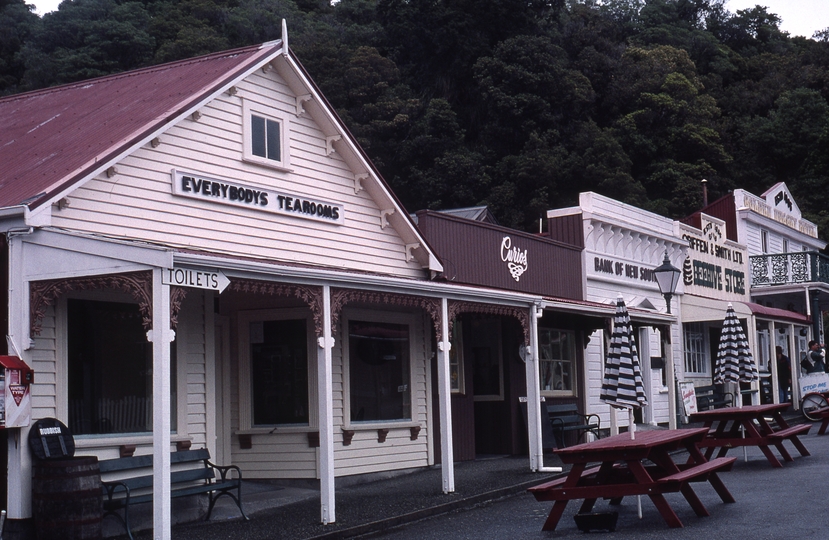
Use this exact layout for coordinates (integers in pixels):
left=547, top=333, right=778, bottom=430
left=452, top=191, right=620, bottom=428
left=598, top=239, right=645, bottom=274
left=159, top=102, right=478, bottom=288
left=171, top=169, right=345, bottom=225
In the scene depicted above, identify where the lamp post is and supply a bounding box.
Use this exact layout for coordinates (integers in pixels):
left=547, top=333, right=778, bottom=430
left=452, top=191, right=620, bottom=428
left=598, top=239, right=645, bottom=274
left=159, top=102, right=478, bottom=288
left=653, top=251, right=681, bottom=314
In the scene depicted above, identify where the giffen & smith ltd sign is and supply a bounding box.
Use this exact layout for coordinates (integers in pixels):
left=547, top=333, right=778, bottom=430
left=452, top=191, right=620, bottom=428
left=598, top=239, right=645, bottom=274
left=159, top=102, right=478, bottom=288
left=172, top=169, right=344, bottom=225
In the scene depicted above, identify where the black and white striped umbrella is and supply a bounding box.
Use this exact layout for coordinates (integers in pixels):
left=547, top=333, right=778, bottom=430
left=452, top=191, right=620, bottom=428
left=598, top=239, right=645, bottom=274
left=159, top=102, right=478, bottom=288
left=601, top=295, right=648, bottom=414
left=714, top=303, right=759, bottom=386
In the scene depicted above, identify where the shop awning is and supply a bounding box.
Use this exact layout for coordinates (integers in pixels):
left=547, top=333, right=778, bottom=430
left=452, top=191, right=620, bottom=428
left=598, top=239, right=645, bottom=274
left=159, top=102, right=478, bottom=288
left=541, top=296, right=675, bottom=326
left=742, top=301, right=811, bottom=324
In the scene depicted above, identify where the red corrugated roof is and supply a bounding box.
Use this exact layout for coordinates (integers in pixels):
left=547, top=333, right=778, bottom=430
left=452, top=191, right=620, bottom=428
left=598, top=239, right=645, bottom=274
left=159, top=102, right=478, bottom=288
left=0, top=42, right=282, bottom=210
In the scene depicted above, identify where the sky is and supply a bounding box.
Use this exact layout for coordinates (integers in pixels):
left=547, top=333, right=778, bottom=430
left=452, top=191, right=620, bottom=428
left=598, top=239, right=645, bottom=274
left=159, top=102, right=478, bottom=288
left=26, top=1, right=829, bottom=39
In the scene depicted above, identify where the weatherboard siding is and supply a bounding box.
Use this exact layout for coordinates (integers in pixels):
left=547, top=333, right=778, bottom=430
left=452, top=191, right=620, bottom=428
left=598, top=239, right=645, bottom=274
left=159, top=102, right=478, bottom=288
left=49, top=70, right=423, bottom=279
left=178, top=294, right=208, bottom=449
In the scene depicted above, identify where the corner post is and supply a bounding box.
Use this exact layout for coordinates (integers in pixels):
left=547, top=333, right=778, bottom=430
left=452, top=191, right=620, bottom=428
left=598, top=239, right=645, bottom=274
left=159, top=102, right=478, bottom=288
left=437, top=297, right=454, bottom=493
left=318, top=285, right=335, bottom=523
left=150, top=268, right=173, bottom=540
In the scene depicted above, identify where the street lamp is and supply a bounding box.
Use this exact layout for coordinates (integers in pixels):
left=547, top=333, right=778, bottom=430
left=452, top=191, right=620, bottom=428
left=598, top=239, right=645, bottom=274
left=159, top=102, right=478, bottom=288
left=653, top=251, right=681, bottom=314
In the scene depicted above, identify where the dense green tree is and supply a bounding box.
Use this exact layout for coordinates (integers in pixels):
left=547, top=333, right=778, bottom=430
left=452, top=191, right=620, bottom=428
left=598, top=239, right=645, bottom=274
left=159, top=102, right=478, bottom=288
left=0, top=0, right=40, bottom=94
left=17, top=0, right=154, bottom=89
left=4, top=0, right=829, bottom=238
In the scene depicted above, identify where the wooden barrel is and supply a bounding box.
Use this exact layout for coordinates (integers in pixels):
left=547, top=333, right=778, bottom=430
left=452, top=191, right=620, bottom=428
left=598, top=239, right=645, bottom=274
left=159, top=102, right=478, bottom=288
left=32, top=456, right=102, bottom=540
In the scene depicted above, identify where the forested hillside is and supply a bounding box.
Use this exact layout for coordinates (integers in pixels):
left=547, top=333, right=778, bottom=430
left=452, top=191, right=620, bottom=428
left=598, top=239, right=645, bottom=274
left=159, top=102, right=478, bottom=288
left=4, top=0, right=829, bottom=238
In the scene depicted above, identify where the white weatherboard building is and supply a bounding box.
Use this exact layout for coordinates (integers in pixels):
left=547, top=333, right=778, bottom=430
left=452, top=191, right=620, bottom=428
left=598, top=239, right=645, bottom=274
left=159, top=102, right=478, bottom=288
left=547, top=193, right=686, bottom=431
left=0, top=33, right=553, bottom=538
left=685, top=184, right=824, bottom=407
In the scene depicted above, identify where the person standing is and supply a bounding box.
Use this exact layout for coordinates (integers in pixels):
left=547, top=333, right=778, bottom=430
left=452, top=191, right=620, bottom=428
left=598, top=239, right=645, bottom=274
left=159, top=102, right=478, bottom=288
left=776, top=346, right=791, bottom=403
left=803, top=340, right=826, bottom=374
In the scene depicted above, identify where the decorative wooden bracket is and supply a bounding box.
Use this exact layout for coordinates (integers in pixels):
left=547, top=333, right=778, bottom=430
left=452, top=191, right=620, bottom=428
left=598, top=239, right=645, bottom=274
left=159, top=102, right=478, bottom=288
left=307, top=431, right=320, bottom=448
left=296, top=94, right=312, bottom=116
left=405, top=243, right=420, bottom=262
left=342, top=428, right=355, bottom=446
left=380, top=208, right=395, bottom=229
left=326, top=135, right=341, bottom=155
left=119, top=444, right=136, bottom=458
left=238, top=434, right=252, bottom=450
left=410, top=426, right=421, bottom=441
left=377, top=428, right=389, bottom=443
left=354, top=172, right=369, bottom=194
left=175, top=440, right=191, bottom=451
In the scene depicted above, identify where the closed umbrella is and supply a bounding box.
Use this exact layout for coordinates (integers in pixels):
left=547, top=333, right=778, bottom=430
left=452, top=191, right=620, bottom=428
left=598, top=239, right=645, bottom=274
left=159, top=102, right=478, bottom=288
left=713, top=303, right=759, bottom=461
left=714, top=303, right=759, bottom=392
left=600, top=295, right=648, bottom=517
left=601, top=295, right=648, bottom=438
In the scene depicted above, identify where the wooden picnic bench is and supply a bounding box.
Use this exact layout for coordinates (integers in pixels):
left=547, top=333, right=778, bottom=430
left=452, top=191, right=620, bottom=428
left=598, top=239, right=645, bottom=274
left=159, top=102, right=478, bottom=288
left=99, top=448, right=248, bottom=540
left=546, top=403, right=601, bottom=448
left=814, top=406, right=829, bottom=435
left=528, top=428, right=736, bottom=531
left=690, top=403, right=811, bottom=468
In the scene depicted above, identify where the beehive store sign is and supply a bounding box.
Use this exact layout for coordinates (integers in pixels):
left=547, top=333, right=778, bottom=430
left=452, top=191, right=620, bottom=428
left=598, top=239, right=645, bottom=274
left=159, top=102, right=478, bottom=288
left=681, top=221, right=746, bottom=297
left=172, top=170, right=344, bottom=225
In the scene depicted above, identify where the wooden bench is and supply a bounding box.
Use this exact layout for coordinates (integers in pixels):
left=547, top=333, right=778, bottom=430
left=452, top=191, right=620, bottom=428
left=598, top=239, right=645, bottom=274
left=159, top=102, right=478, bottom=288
left=657, top=457, right=736, bottom=484
left=546, top=404, right=601, bottom=448
left=99, top=448, right=248, bottom=540
left=694, top=385, right=733, bottom=411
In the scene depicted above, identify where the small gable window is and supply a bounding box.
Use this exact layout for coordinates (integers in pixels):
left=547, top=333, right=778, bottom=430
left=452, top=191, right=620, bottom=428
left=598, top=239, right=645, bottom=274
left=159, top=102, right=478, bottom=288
left=243, top=100, right=290, bottom=171
left=251, top=115, right=281, bottom=162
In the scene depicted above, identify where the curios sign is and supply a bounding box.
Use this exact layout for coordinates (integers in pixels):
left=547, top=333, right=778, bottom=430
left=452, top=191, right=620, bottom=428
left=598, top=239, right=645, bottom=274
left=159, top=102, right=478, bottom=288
left=171, top=169, right=344, bottom=225
left=501, top=236, right=528, bottom=282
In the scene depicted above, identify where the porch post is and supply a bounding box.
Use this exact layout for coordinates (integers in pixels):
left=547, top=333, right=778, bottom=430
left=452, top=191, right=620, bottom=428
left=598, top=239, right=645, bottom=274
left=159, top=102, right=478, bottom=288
left=525, top=305, right=543, bottom=471
left=150, top=268, right=173, bottom=540
left=665, top=324, right=677, bottom=429
left=437, top=297, right=454, bottom=493
left=318, top=285, right=336, bottom=523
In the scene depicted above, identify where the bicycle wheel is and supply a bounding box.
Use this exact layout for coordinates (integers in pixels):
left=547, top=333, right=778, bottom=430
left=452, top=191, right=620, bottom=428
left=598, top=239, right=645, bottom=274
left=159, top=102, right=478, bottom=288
left=801, top=392, right=829, bottom=421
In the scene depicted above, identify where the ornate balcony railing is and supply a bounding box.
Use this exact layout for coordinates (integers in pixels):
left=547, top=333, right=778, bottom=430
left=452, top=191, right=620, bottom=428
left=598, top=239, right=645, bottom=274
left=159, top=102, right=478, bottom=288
left=749, top=251, right=829, bottom=288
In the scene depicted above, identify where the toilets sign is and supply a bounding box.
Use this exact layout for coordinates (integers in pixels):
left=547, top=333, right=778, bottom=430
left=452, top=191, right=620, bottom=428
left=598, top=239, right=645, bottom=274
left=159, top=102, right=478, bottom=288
left=163, top=268, right=230, bottom=292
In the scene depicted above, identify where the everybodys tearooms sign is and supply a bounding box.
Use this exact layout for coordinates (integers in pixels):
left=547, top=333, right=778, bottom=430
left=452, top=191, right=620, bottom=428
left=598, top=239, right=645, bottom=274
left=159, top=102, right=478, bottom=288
left=172, top=169, right=344, bottom=225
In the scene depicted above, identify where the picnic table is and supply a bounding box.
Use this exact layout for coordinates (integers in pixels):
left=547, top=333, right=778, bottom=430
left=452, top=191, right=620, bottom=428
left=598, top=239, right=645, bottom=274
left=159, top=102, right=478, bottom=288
left=528, top=427, right=736, bottom=531
left=689, top=403, right=811, bottom=468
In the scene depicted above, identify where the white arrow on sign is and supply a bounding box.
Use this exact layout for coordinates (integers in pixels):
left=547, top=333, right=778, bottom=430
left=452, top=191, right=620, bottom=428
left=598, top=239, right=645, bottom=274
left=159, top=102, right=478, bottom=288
left=162, top=268, right=230, bottom=293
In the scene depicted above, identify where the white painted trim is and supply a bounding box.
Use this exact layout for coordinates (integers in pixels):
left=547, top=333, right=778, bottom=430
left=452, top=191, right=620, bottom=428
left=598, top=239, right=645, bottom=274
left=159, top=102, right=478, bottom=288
left=318, top=285, right=335, bottom=523
left=437, top=298, right=454, bottom=492
left=151, top=268, right=173, bottom=540
left=174, top=251, right=541, bottom=307
left=204, top=292, right=217, bottom=459
left=242, top=98, right=293, bottom=171
left=341, top=308, right=418, bottom=428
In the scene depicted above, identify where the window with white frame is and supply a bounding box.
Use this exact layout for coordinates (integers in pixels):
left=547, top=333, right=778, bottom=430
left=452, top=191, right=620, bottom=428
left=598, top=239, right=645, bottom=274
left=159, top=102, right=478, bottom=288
left=761, top=229, right=769, bottom=253
left=346, top=314, right=412, bottom=423
left=756, top=327, right=770, bottom=372
left=238, top=308, right=314, bottom=429
left=539, top=328, right=577, bottom=396
left=449, top=322, right=465, bottom=394
left=67, top=298, right=177, bottom=436
left=683, top=322, right=708, bottom=375
left=243, top=101, right=290, bottom=170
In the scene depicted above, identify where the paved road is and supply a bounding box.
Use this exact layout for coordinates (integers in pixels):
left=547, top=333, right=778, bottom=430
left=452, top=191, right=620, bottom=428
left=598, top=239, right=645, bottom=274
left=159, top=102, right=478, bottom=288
left=358, top=432, right=829, bottom=539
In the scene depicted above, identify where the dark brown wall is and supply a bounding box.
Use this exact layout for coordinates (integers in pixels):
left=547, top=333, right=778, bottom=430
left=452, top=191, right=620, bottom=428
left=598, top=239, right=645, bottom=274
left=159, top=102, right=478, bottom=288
left=546, top=213, right=584, bottom=249
left=679, top=194, right=738, bottom=243
left=416, top=211, right=584, bottom=300
left=1, top=235, right=7, bottom=356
